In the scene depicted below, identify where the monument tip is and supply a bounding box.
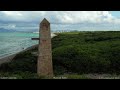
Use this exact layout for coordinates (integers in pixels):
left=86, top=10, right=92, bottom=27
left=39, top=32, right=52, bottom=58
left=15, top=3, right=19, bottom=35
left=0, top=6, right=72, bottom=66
left=41, top=18, right=50, bottom=24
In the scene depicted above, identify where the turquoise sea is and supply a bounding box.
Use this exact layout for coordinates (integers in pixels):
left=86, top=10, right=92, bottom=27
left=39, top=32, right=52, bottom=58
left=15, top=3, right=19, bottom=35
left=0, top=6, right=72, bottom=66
left=0, top=32, right=39, bottom=58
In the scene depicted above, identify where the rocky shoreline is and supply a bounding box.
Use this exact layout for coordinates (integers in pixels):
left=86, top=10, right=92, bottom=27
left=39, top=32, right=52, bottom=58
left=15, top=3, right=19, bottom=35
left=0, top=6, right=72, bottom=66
left=0, top=44, right=38, bottom=65
left=0, top=33, right=57, bottom=65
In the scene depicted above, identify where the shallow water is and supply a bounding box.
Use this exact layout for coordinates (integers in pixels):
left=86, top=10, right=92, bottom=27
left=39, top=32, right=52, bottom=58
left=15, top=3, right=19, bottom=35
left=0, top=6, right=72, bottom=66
left=0, top=32, right=39, bottom=58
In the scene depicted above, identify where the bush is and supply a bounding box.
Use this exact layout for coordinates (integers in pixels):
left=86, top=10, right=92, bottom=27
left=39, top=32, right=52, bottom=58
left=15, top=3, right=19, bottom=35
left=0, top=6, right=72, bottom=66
left=52, top=31, right=120, bottom=74
left=1, top=31, right=120, bottom=78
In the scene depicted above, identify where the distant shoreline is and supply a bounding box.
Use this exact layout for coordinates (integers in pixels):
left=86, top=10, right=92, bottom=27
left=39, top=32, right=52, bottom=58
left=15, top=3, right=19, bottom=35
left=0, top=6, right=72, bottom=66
left=0, top=33, right=57, bottom=65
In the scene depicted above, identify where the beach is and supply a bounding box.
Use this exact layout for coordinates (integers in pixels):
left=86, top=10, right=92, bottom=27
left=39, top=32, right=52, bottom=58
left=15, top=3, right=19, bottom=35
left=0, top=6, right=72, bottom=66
left=0, top=33, right=57, bottom=65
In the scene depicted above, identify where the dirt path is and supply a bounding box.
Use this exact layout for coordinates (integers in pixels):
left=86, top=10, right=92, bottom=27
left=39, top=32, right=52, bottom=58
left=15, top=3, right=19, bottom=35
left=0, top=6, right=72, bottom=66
left=84, top=74, right=120, bottom=79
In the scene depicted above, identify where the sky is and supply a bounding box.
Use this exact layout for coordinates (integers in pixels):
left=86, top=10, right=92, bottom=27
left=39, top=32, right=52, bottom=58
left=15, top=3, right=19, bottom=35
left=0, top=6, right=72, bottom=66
left=0, top=11, right=120, bottom=32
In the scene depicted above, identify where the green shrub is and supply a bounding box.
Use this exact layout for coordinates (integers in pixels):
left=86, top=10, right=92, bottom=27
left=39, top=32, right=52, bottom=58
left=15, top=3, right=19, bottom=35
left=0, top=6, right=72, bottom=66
left=52, top=31, right=120, bottom=74
left=1, top=31, right=120, bottom=78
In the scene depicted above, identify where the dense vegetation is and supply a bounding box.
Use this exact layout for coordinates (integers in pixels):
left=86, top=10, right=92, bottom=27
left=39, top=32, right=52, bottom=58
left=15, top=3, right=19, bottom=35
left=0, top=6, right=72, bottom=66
left=52, top=31, right=120, bottom=75
left=0, top=31, right=120, bottom=79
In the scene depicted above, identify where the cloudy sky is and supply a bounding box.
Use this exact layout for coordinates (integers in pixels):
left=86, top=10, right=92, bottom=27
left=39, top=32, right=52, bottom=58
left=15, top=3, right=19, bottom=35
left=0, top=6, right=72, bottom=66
left=0, top=11, right=120, bottom=32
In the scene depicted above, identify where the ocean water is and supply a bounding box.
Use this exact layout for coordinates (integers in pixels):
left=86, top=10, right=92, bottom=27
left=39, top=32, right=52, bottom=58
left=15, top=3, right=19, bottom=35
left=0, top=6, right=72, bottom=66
left=0, top=32, right=39, bottom=58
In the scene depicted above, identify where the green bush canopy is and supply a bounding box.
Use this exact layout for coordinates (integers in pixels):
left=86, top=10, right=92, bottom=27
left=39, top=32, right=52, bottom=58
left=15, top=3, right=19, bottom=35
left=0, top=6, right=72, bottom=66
left=0, top=31, right=120, bottom=78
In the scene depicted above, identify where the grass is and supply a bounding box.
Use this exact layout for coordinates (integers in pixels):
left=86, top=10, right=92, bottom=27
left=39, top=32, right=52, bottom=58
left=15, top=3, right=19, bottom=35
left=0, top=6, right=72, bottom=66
left=58, top=74, right=90, bottom=79
left=0, top=31, right=120, bottom=79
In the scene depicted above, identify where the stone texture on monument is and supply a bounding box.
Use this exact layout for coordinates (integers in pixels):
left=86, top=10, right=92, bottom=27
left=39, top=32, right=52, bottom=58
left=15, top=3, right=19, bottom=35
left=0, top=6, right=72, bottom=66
left=37, top=18, right=53, bottom=77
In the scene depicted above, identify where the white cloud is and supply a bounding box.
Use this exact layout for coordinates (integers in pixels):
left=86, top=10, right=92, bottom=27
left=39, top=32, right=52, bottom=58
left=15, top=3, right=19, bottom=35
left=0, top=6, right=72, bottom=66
left=0, top=11, right=120, bottom=25
left=1, top=11, right=22, bottom=16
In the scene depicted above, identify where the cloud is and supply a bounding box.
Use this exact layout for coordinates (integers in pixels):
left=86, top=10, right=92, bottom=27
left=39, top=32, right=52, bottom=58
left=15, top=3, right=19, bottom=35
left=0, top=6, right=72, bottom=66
left=0, top=11, right=120, bottom=31
left=0, top=11, right=119, bottom=24
left=3, top=24, right=16, bottom=30
left=1, top=11, right=22, bottom=16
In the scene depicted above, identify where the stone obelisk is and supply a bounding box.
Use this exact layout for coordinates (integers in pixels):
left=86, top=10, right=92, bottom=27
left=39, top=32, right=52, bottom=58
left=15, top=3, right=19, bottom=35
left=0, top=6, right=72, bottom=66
left=37, top=18, right=53, bottom=77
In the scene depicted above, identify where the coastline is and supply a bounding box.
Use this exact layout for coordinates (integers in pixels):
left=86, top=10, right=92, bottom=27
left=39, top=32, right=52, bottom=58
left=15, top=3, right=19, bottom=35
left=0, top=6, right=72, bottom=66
left=0, top=33, right=57, bottom=65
